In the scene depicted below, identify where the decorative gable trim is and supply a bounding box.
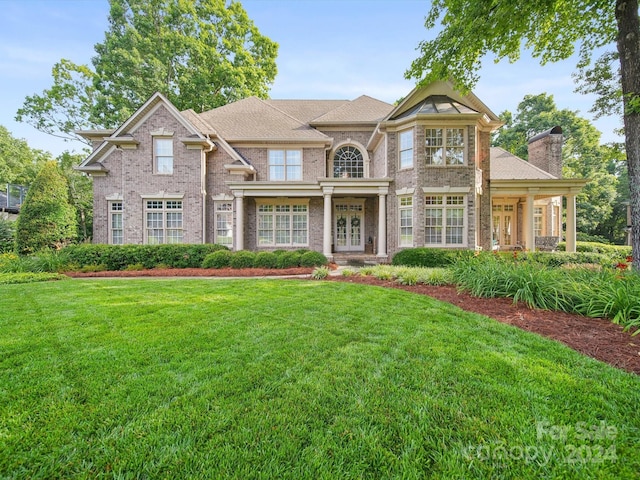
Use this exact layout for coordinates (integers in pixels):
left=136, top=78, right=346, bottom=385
left=104, top=134, right=139, bottom=150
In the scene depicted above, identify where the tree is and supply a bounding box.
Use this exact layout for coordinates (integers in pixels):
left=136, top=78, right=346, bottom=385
left=406, top=0, right=640, bottom=266
left=16, top=0, right=278, bottom=140
left=493, top=93, right=619, bottom=236
left=0, top=126, right=51, bottom=186
left=15, top=161, right=77, bottom=255
left=15, top=60, right=97, bottom=145
left=57, top=152, right=93, bottom=242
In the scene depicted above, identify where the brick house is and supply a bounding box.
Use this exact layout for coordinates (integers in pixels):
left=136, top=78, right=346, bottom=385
left=76, top=80, right=586, bottom=260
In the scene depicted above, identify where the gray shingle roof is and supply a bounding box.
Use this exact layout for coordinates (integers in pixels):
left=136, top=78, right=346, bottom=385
left=310, top=95, right=394, bottom=124
left=197, top=97, right=330, bottom=141
left=490, top=147, right=557, bottom=180
left=265, top=99, right=349, bottom=124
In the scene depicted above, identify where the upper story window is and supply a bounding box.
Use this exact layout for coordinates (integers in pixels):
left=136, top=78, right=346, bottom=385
left=399, top=130, right=414, bottom=169
left=333, top=145, right=364, bottom=178
left=425, top=128, right=465, bottom=165
left=154, top=138, right=174, bottom=174
left=269, top=150, right=302, bottom=181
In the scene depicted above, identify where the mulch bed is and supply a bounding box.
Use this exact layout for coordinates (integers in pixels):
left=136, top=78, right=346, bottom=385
left=65, top=267, right=640, bottom=375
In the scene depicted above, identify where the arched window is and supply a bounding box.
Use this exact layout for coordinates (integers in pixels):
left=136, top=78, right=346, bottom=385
left=333, top=145, right=364, bottom=178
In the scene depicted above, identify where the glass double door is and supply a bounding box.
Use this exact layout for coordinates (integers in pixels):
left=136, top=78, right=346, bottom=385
left=334, top=200, right=364, bottom=252
left=492, top=203, right=515, bottom=248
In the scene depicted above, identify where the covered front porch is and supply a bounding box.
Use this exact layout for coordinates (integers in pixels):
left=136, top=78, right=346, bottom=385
left=227, top=178, right=392, bottom=261
left=490, top=179, right=587, bottom=252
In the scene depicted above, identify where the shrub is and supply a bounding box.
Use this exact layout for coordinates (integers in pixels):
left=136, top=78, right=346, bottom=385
left=558, top=241, right=631, bottom=260
left=202, top=250, right=233, bottom=269
left=276, top=251, right=302, bottom=269
left=15, top=161, right=77, bottom=254
left=62, top=244, right=229, bottom=270
left=0, top=218, right=15, bottom=253
left=254, top=251, right=279, bottom=269
left=125, top=263, right=144, bottom=271
left=299, top=251, right=328, bottom=267
left=229, top=250, right=256, bottom=269
left=311, top=266, right=330, bottom=279
left=392, top=248, right=473, bottom=267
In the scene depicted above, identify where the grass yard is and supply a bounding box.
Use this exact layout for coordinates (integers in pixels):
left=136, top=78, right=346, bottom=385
left=1, top=279, right=639, bottom=479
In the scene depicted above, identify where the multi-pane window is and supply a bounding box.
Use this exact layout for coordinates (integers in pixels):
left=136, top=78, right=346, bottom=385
left=333, top=145, right=364, bottom=178
left=534, top=206, right=544, bottom=237
left=257, top=203, right=308, bottom=246
left=399, top=130, right=414, bottom=169
left=109, top=201, right=123, bottom=245
left=269, top=150, right=302, bottom=180
left=154, top=138, right=174, bottom=174
left=425, top=128, right=465, bottom=165
left=399, top=196, right=413, bottom=246
left=145, top=200, right=183, bottom=244
left=215, top=202, right=233, bottom=246
left=425, top=195, right=466, bottom=245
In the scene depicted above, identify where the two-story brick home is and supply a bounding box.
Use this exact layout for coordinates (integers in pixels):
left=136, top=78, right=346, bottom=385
left=76, top=80, right=586, bottom=260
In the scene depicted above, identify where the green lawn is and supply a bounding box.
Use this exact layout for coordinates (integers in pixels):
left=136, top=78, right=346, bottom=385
left=1, top=279, right=639, bottom=479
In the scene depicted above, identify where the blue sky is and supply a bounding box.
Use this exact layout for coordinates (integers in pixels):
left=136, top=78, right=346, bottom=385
left=0, top=0, right=622, bottom=158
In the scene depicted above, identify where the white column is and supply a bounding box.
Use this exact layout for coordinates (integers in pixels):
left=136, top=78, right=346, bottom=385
left=566, top=193, right=577, bottom=253
left=323, top=188, right=333, bottom=259
left=377, top=188, right=388, bottom=258
left=234, top=192, right=244, bottom=251
left=525, top=194, right=535, bottom=251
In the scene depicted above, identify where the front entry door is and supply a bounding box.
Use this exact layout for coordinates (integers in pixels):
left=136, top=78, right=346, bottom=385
left=334, top=201, right=364, bottom=252
left=492, top=203, right=515, bottom=248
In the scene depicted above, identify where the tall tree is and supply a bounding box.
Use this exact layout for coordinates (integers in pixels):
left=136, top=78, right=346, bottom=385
left=0, top=126, right=51, bottom=186
left=15, top=161, right=77, bottom=255
left=406, top=0, right=640, bottom=266
left=16, top=0, right=278, bottom=140
left=57, top=152, right=93, bottom=242
left=493, top=93, right=619, bottom=237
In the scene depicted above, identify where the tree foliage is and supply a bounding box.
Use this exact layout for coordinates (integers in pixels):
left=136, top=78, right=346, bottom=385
left=0, top=126, right=51, bottom=186
left=57, top=152, right=93, bottom=242
left=15, top=60, right=97, bottom=144
left=15, top=161, right=77, bottom=255
left=407, top=0, right=640, bottom=264
left=494, top=93, right=620, bottom=236
left=16, top=0, right=278, bottom=140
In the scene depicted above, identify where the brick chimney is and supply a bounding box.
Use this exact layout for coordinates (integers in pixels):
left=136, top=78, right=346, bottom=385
left=527, top=126, right=563, bottom=178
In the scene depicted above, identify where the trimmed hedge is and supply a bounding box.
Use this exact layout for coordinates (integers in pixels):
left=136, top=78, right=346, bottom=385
left=299, top=250, right=328, bottom=267
left=558, top=241, right=631, bottom=259
left=62, top=244, right=229, bottom=271
left=254, top=251, right=279, bottom=269
left=229, top=251, right=257, bottom=269
left=392, top=248, right=474, bottom=267
left=202, top=250, right=233, bottom=269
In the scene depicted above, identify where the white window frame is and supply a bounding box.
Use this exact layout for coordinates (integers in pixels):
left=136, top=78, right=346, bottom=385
left=399, top=129, right=414, bottom=170
left=154, top=137, right=174, bottom=174
left=109, top=201, right=124, bottom=245
left=145, top=199, right=183, bottom=244
left=398, top=196, right=413, bottom=247
left=256, top=200, right=309, bottom=247
left=268, top=149, right=302, bottom=181
left=424, top=194, right=467, bottom=246
left=425, top=127, right=466, bottom=166
left=534, top=206, right=545, bottom=237
left=333, top=145, right=364, bottom=178
left=214, top=201, right=234, bottom=246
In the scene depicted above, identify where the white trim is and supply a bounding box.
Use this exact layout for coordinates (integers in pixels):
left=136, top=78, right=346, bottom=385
left=395, top=187, right=415, bottom=196
left=150, top=128, right=174, bottom=136
left=140, top=192, right=185, bottom=199
left=329, top=139, right=370, bottom=178
left=256, top=199, right=310, bottom=247
left=105, top=193, right=123, bottom=201
left=211, top=193, right=235, bottom=201
left=421, top=186, right=471, bottom=194
left=424, top=193, right=469, bottom=248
